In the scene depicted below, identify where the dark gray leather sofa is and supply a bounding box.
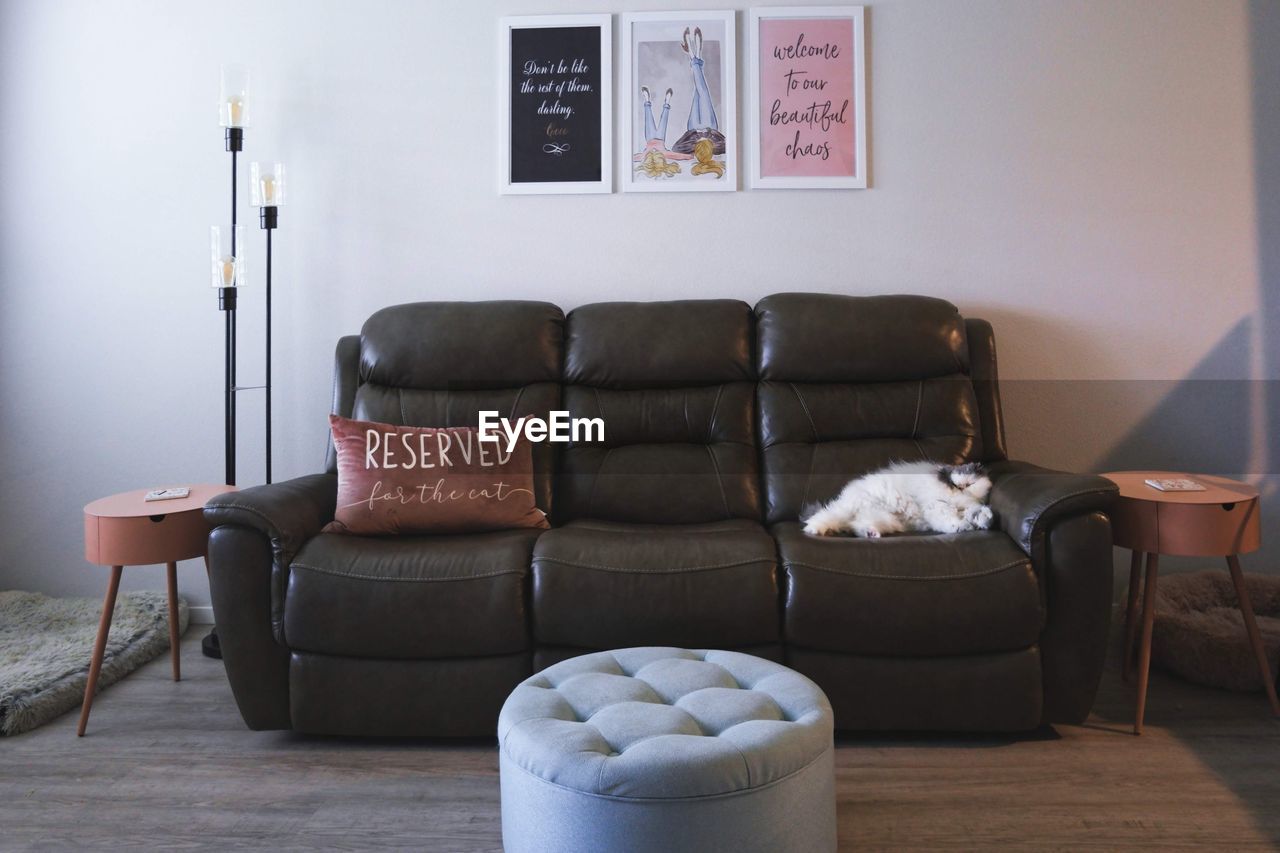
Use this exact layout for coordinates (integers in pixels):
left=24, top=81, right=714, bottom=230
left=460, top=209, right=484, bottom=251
left=205, top=294, right=1117, bottom=736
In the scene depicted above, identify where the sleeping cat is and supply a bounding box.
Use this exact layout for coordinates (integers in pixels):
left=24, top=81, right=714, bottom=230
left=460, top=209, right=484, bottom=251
left=802, top=461, right=994, bottom=538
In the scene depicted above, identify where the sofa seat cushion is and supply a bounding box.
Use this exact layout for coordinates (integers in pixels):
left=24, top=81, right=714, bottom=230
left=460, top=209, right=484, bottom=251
left=531, top=520, right=779, bottom=650
left=284, top=529, right=540, bottom=659
left=774, top=522, right=1042, bottom=657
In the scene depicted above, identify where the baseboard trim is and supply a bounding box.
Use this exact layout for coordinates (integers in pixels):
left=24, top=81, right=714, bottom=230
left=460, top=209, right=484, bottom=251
left=189, top=605, right=215, bottom=625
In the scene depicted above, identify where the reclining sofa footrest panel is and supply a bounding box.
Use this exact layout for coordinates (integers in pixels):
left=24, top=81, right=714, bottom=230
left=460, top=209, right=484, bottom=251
left=289, top=651, right=531, bottom=737
left=787, top=646, right=1043, bottom=732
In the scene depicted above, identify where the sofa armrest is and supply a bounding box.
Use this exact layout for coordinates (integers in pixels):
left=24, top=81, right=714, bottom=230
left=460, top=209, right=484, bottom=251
left=202, top=473, right=335, bottom=732
left=204, top=472, right=337, bottom=567
left=987, top=460, right=1117, bottom=556
left=987, top=460, right=1118, bottom=725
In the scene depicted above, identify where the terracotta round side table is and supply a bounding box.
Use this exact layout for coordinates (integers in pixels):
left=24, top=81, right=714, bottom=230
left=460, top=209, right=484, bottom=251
left=79, top=484, right=235, bottom=736
left=1103, top=471, right=1279, bottom=735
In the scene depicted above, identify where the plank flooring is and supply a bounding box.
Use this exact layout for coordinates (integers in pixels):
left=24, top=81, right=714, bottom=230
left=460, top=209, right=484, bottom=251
left=2, top=627, right=1278, bottom=851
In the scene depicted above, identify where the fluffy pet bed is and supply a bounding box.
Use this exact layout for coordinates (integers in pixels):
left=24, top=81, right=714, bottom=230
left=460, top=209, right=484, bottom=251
left=1152, top=570, right=1280, bottom=692
left=0, top=589, right=186, bottom=735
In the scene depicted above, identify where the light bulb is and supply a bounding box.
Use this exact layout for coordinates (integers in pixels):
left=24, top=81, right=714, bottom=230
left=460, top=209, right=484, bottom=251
left=210, top=225, right=244, bottom=287
left=219, top=256, right=237, bottom=287
left=218, top=65, right=250, bottom=127
left=226, top=96, right=245, bottom=127
left=259, top=174, right=276, bottom=205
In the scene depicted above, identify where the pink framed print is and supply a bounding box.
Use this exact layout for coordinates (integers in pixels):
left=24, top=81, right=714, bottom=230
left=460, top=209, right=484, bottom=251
left=747, top=6, right=867, bottom=189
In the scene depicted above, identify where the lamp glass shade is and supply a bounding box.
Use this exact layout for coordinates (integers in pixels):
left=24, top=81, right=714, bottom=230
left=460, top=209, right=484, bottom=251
left=218, top=64, right=250, bottom=128
left=250, top=162, right=285, bottom=207
left=210, top=225, right=246, bottom=288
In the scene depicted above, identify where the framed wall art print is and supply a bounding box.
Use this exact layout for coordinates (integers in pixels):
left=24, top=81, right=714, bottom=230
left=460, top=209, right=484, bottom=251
left=619, top=10, right=738, bottom=193
left=747, top=6, right=867, bottom=189
left=499, top=15, right=612, bottom=194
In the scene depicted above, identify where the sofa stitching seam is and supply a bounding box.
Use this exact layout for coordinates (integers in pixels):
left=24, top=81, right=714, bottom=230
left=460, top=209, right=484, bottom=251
left=508, top=386, right=526, bottom=420
left=789, top=382, right=819, bottom=441
left=705, top=444, right=731, bottom=518
left=207, top=501, right=286, bottom=539
left=683, top=390, right=693, bottom=442
left=587, top=388, right=610, bottom=516
left=532, top=556, right=773, bottom=574
left=911, top=379, right=923, bottom=439
left=290, top=562, right=525, bottom=582
left=1014, top=484, right=1118, bottom=550
left=784, top=557, right=1030, bottom=581
left=707, top=384, right=725, bottom=444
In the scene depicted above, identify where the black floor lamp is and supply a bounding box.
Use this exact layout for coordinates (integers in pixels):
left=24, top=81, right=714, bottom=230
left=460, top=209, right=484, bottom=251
left=205, top=68, right=284, bottom=659
left=205, top=65, right=249, bottom=659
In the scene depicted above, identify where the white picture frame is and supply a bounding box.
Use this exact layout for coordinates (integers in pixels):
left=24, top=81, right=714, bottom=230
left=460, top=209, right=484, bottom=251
left=499, top=14, right=613, bottom=195
left=619, top=10, right=738, bottom=193
left=747, top=6, right=867, bottom=189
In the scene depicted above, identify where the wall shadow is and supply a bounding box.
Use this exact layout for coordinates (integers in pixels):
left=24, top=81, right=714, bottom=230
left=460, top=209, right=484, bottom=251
left=1095, top=317, right=1256, bottom=477
left=1175, top=0, right=1280, bottom=844
left=1087, top=3, right=1280, bottom=845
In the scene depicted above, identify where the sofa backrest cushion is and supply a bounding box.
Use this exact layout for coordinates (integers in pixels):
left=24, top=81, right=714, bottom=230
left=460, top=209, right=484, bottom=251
left=756, top=293, right=985, bottom=524
left=555, top=300, right=761, bottom=524
left=328, top=301, right=564, bottom=512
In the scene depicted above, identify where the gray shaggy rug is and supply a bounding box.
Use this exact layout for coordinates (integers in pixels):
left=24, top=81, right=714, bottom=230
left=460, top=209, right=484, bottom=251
left=0, top=589, right=187, bottom=735
left=1153, top=570, right=1280, bottom=692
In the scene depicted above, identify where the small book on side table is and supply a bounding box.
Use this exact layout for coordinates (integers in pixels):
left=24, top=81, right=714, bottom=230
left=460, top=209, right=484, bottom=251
left=144, top=487, right=190, bottom=502
left=1144, top=478, right=1206, bottom=492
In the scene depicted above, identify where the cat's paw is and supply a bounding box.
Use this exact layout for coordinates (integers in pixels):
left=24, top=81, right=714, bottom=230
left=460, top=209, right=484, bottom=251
left=804, top=518, right=839, bottom=536
left=967, top=505, right=994, bottom=530
left=854, top=526, right=882, bottom=539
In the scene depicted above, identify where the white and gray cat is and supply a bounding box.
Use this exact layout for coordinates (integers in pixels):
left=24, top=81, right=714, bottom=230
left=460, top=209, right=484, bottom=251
left=802, top=460, right=994, bottom=538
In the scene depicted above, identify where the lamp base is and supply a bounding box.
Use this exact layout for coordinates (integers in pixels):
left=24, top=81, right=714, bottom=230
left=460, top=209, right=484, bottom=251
left=259, top=206, right=278, bottom=229
left=218, top=286, right=238, bottom=311
left=224, top=127, right=244, bottom=152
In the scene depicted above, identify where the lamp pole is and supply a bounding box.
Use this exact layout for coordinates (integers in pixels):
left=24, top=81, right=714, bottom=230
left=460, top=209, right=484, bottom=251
left=260, top=203, right=277, bottom=484
left=251, top=161, right=284, bottom=485
left=221, top=126, right=242, bottom=488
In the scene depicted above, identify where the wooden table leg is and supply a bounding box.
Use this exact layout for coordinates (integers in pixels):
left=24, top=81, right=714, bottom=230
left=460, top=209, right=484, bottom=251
left=1134, top=553, right=1159, bottom=735
left=166, top=561, right=181, bottom=682
left=1122, top=550, right=1144, bottom=683
left=1225, top=555, right=1280, bottom=717
left=77, top=565, right=123, bottom=737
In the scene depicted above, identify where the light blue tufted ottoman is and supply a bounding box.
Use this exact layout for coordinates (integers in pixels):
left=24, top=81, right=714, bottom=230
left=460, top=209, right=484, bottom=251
left=497, top=648, right=837, bottom=853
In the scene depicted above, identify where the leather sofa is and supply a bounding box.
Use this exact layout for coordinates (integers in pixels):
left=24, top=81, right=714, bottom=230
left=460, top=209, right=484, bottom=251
left=205, top=294, right=1118, bottom=736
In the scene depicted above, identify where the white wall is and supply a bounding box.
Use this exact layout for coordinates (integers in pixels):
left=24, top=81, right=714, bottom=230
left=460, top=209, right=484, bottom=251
left=0, top=0, right=1272, bottom=613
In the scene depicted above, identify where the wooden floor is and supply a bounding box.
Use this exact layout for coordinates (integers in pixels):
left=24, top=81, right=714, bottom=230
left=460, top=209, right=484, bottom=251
left=3, top=628, right=1279, bottom=851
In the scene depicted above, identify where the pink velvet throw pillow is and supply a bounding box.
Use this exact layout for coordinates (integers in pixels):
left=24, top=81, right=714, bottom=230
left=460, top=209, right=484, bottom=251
left=324, top=415, right=549, bottom=535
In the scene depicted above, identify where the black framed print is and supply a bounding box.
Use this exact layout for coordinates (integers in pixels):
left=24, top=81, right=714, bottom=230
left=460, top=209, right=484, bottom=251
left=499, top=15, right=612, bottom=195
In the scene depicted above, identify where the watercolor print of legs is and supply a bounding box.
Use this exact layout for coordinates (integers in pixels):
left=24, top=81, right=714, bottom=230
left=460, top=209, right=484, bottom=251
left=633, top=22, right=727, bottom=181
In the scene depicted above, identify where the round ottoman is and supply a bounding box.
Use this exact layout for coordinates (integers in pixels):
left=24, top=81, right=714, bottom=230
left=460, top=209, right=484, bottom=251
left=497, top=647, right=836, bottom=853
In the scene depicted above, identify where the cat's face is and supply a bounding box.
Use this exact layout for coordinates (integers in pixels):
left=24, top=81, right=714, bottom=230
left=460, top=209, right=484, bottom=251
left=947, top=463, right=992, bottom=499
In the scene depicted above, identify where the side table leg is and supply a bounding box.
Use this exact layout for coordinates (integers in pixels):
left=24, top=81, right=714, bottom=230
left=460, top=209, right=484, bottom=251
left=77, top=565, right=123, bottom=737
left=1134, top=553, right=1159, bottom=736
left=1122, top=550, right=1144, bottom=683
left=1226, top=555, right=1280, bottom=716
left=166, top=561, right=181, bottom=682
